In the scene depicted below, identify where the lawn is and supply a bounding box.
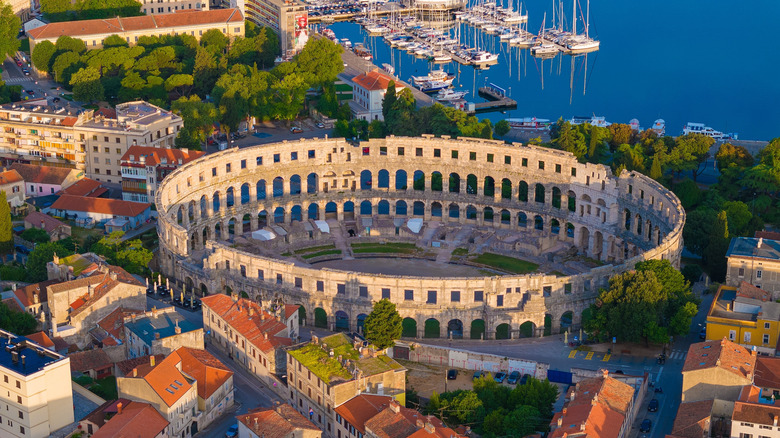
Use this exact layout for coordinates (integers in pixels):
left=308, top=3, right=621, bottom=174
left=73, top=376, right=118, bottom=400
left=451, top=247, right=469, bottom=256
left=471, top=253, right=539, bottom=274
left=294, top=244, right=337, bottom=254
left=351, top=242, right=418, bottom=254
left=301, top=249, right=342, bottom=259
left=71, top=225, right=104, bottom=248
left=351, top=242, right=416, bottom=249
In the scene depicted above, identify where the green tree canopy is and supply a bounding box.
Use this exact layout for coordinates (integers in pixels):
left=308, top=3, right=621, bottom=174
left=70, top=66, right=105, bottom=102
left=667, top=133, right=714, bottom=180
left=0, top=301, right=37, bottom=335
left=32, top=40, right=57, bottom=72
left=294, top=38, right=344, bottom=87
left=0, top=191, right=11, bottom=253
left=363, top=299, right=402, bottom=350
left=0, top=4, right=21, bottom=58
left=20, top=228, right=50, bottom=244
left=704, top=210, right=730, bottom=282
left=715, top=142, right=754, bottom=171
left=494, top=119, right=510, bottom=137
left=27, top=241, right=75, bottom=282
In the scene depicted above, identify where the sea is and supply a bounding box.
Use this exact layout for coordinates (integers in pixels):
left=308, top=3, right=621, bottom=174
left=325, top=0, right=780, bottom=141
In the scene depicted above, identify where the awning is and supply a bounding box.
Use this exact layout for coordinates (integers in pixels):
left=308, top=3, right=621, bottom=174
left=315, top=220, right=330, bottom=233
left=407, top=218, right=423, bottom=234
left=271, top=226, right=288, bottom=236
left=251, top=229, right=276, bottom=241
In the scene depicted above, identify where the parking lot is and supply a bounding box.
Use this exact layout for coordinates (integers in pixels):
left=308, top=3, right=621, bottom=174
left=145, top=285, right=202, bottom=312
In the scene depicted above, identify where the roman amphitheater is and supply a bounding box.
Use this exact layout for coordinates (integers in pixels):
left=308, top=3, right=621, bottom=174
left=156, top=135, right=685, bottom=340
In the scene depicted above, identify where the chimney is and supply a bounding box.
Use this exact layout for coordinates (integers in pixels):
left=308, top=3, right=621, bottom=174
left=758, top=238, right=763, bottom=248
left=390, top=400, right=400, bottom=413
left=602, top=369, right=608, bottom=379
left=33, top=293, right=39, bottom=304
left=150, top=355, right=156, bottom=367
left=747, top=372, right=752, bottom=380
left=21, top=355, right=26, bottom=367
left=110, top=271, right=117, bottom=281
left=40, top=220, right=45, bottom=229
left=88, top=284, right=94, bottom=298
left=415, top=419, right=424, bottom=428
left=774, top=415, right=778, bottom=427
left=152, top=306, right=158, bottom=317
left=752, top=346, right=758, bottom=356
left=424, top=422, right=435, bottom=434
left=264, top=332, right=268, bottom=340
left=313, top=335, right=318, bottom=344
left=174, top=320, right=181, bottom=335
left=11, top=283, right=15, bottom=291
left=580, top=423, right=586, bottom=431
left=132, top=367, right=138, bottom=377
left=11, top=351, right=18, bottom=364
left=155, top=332, right=160, bottom=340
left=716, top=358, right=721, bottom=367
left=557, top=416, right=563, bottom=427
left=249, top=307, right=254, bottom=317
left=117, top=402, right=123, bottom=415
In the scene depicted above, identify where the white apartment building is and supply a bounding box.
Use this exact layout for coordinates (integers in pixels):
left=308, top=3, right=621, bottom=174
left=140, top=0, right=209, bottom=15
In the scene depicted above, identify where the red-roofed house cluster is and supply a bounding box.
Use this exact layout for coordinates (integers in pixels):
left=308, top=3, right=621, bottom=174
left=349, top=69, right=405, bottom=122
left=120, top=145, right=205, bottom=203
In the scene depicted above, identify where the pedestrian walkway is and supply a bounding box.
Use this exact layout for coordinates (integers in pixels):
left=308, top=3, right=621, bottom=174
left=2, top=77, right=33, bottom=84
left=667, top=349, right=687, bottom=361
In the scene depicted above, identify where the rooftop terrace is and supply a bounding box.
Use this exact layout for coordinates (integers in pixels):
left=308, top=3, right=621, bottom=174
left=709, top=286, right=780, bottom=323
left=0, top=329, right=66, bottom=376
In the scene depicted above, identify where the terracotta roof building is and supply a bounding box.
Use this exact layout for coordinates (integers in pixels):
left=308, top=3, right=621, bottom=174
left=46, top=194, right=151, bottom=230
left=549, top=370, right=637, bottom=438
left=667, top=399, right=730, bottom=438
left=0, top=168, right=24, bottom=208
left=115, top=354, right=165, bottom=377
left=754, top=355, right=780, bottom=395
left=201, top=294, right=296, bottom=384
left=9, top=163, right=82, bottom=198
left=237, top=404, right=321, bottom=438
left=175, top=347, right=235, bottom=428
left=87, top=400, right=169, bottom=438
left=124, top=307, right=203, bottom=359
left=25, top=331, right=55, bottom=350
left=68, top=348, right=113, bottom=379
left=59, top=177, right=108, bottom=198
left=24, top=211, right=72, bottom=241
left=120, top=145, right=205, bottom=203
left=28, top=9, right=244, bottom=51
left=349, top=69, right=405, bottom=122
left=682, top=338, right=757, bottom=402
left=334, top=394, right=392, bottom=438
left=363, top=400, right=465, bottom=438
left=705, top=284, right=780, bottom=354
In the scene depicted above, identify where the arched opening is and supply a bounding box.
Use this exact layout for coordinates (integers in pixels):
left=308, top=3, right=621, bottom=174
left=552, top=187, right=561, bottom=208
left=177, top=206, right=183, bottom=224
left=357, top=313, right=368, bottom=333
left=470, top=319, right=485, bottom=339
left=297, top=305, right=307, bottom=326
left=566, top=222, right=575, bottom=238
left=344, top=201, right=354, bottom=220
left=402, top=318, right=417, bottom=337
left=466, top=174, right=478, bottom=195
left=495, top=323, right=510, bottom=340
left=449, top=173, right=460, bottom=193
left=551, top=219, right=560, bottom=235
left=314, top=308, right=328, bottom=328
left=431, top=202, right=442, bottom=217
left=567, top=190, right=576, bottom=211
left=242, top=214, right=251, bottom=232
left=518, top=212, right=527, bottom=227
left=560, top=311, right=573, bottom=333
left=307, top=173, right=318, bottom=194
left=188, top=201, right=195, bottom=222
left=483, top=176, right=495, bottom=197
left=214, top=223, right=221, bottom=239
left=466, top=205, right=477, bottom=220
left=360, top=170, right=372, bottom=190
left=290, top=175, right=301, bottom=195
left=431, top=171, right=443, bottom=191
left=226, top=187, right=235, bottom=207
left=544, top=314, right=552, bottom=335
left=624, top=209, right=632, bottom=230
left=274, top=207, right=285, bottom=223
left=636, top=214, right=643, bottom=235
left=325, top=202, right=338, bottom=219
left=424, top=318, right=440, bottom=338
left=500, top=209, right=511, bottom=225
left=580, top=227, right=590, bottom=251
left=273, top=177, right=284, bottom=197
left=290, top=205, right=302, bottom=222
left=483, top=207, right=494, bottom=222
left=395, top=170, right=407, bottom=190
left=447, top=319, right=463, bottom=339
left=413, top=201, right=425, bottom=216
left=378, top=200, right=390, bottom=215
left=335, top=310, right=349, bottom=331
left=448, top=203, right=460, bottom=219
left=257, top=180, right=266, bottom=200
left=501, top=178, right=512, bottom=199
left=518, top=181, right=528, bottom=202
left=360, top=200, right=372, bottom=215
left=308, top=203, right=319, bottom=220
left=200, top=196, right=207, bottom=218
left=535, top=184, right=545, bottom=203
left=202, top=227, right=208, bottom=243
left=240, top=183, right=250, bottom=205
left=534, top=215, right=544, bottom=230
left=396, top=200, right=407, bottom=216
left=258, top=211, right=267, bottom=228
left=227, top=218, right=236, bottom=238
left=190, top=232, right=197, bottom=250
left=200, top=283, right=208, bottom=296
left=519, top=321, right=536, bottom=338
left=377, top=169, right=389, bottom=188
left=594, top=231, right=604, bottom=256
left=413, top=170, right=425, bottom=191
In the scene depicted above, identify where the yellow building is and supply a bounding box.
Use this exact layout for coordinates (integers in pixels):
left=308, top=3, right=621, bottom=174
left=706, top=284, right=780, bottom=355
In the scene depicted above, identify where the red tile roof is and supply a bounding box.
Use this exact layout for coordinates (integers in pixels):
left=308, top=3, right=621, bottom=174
left=60, top=178, right=107, bottom=197
left=69, top=349, right=113, bottom=373
left=120, top=145, right=205, bottom=167
left=364, top=403, right=461, bottom=438
left=50, top=195, right=150, bottom=217
left=9, top=163, right=78, bottom=185
left=26, top=331, right=55, bottom=349
left=2, top=298, right=23, bottom=313
left=95, top=108, right=117, bottom=119
left=175, top=347, right=233, bottom=400
left=127, top=350, right=193, bottom=407
left=733, top=398, right=780, bottom=426
left=83, top=398, right=131, bottom=428
left=24, top=211, right=68, bottom=234
left=755, top=231, right=780, bottom=241
left=352, top=70, right=400, bottom=92
left=201, top=295, right=291, bottom=353
left=116, top=354, right=165, bottom=377
left=335, top=394, right=392, bottom=433
left=13, top=280, right=57, bottom=307
left=236, top=404, right=320, bottom=438
left=683, top=338, right=756, bottom=380
left=284, top=304, right=300, bottom=320
left=754, top=356, right=780, bottom=389
left=669, top=400, right=713, bottom=438
left=91, top=401, right=169, bottom=438
left=0, top=169, right=23, bottom=185
left=28, top=9, right=244, bottom=40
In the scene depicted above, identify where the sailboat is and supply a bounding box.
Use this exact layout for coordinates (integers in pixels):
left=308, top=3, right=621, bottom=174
left=564, top=0, right=600, bottom=53
left=531, top=12, right=559, bottom=57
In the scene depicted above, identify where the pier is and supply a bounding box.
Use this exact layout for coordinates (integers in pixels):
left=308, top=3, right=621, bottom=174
left=466, top=83, right=517, bottom=114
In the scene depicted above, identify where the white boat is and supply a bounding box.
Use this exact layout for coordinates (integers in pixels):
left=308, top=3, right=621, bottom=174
left=416, top=80, right=452, bottom=93
left=682, top=122, right=729, bottom=139
left=531, top=43, right=559, bottom=56
left=629, top=118, right=641, bottom=132
left=411, top=70, right=455, bottom=87
left=565, top=36, right=600, bottom=53
left=470, top=51, right=499, bottom=65
left=571, top=116, right=611, bottom=128
left=432, top=54, right=452, bottom=63
left=435, top=89, right=468, bottom=101
left=507, top=117, right=552, bottom=130
left=651, top=119, right=666, bottom=136
left=382, top=63, right=395, bottom=75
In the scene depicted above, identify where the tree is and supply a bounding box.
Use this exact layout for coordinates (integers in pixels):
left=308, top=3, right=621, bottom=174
left=608, top=123, right=634, bottom=149
left=363, top=299, right=402, bottom=350
left=502, top=405, right=542, bottom=437
left=704, top=210, right=729, bottom=282
left=552, top=119, right=586, bottom=161
left=294, top=38, right=344, bottom=87
left=201, top=29, right=229, bottom=54
left=32, top=40, right=57, bottom=73
left=172, top=95, right=218, bottom=148
left=668, top=133, right=714, bottom=180
left=382, top=81, right=397, bottom=120
left=103, top=34, right=129, bottom=48
left=495, top=119, right=510, bottom=137
left=683, top=208, right=717, bottom=256
left=20, top=228, right=50, bottom=244
left=27, top=241, right=75, bottom=282
left=54, top=35, right=86, bottom=54
left=0, top=4, right=21, bottom=59
left=0, top=191, right=11, bottom=253
left=715, top=143, right=754, bottom=171
left=508, top=377, right=559, bottom=418
left=649, top=155, right=663, bottom=180
left=164, top=74, right=194, bottom=98
left=70, top=66, right=105, bottom=102
left=673, top=179, right=703, bottom=210
left=0, top=301, right=37, bottom=335
left=51, top=51, right=83, bottom=85
left=115, top=239, right=153, bottom=275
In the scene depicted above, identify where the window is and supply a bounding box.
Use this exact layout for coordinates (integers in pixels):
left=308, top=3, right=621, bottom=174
left=104, top=137, right=109, bottom=143
left=291, top=152, right=298, bottom=160
left=257, top=269, right=264, bottom=280
left=764, top=334, right=771, bottom=344
left=212, top=167, right=217, bottom=177
left=15, top=380, right=20, bottom=388
left=427, top=291, right=437, bottom=304
left=336, top=284, right=346, bottom=295
left=571, top=167, right=577, bottom=176
left=415, top=148, right=423, bottom=157
left=276, top=274, right=283, bottom=285
left=273, top=153, right=280, bottom=163
left=404, top=290, right=414, bottom=301
left=382, top=288, right=390, bottom=299
left=521, top=158, right=528, bottom=167
left=451, top=291, right=460, bottom=302
left=555, top=164, right=562, bottom=173
left=496, top=295, right=504, bottom=307
left=17, top=411, right=22, bottom=419
left=745, top=332, right=752, bottom=343
left=739, top=268, right=745, bottom=277
left=452, top=150, right=458, bottom=159
left=433, top=148, right=441, bottom=157
left=729, top=330, right=736, bottom=341
left=487, top=153, right=494, bottom=163
left=474, top=291, right=483, bottom=302
left=757, top=270, right=763, bottom=279
left=398, top=147, right=404, bottom=156
left=105, top=158, right=111, bottom=164
left=295, top=277, right=302, bottom=288
left=538, top=160, right=545, bottom=170
left=226, top=163, right=231, bottom=173
left=359, top=286, right=368, bottom=298
left=504, top=155, right=511, bottom=164
left=257, top=157, right=263, bottom=165
left=92, top=146, right=98, bottom=152
left=19, top=426, right=24, bottom=435
left=16, top=396, right=21, bottom=403
left=765, top=322, right=771, bottom=329
left=240, top=265, right=246, bottom=277
left=241, top=159, right=246, bottom=169
left=469, top=152, right=477, bottom=161
left=3, top=375, right=7, bottom=383
left=316, top=281, right=324, bottom=292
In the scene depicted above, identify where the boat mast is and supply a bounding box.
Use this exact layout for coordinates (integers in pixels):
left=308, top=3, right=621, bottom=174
left=585, top=0, right=590, bottom=38
left=572, top=0, right=576, bottom=36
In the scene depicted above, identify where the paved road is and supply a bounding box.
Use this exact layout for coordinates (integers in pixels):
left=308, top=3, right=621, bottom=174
left=2, top=55, right=62, bottom=101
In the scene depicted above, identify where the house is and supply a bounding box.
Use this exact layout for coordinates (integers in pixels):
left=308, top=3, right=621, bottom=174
left=287, top=333, right=406, bottom=434
left=23, top=211, right=72, bottom=241
left=705, top=284, right=780, bottom=355
left=124, top=307, right=204, bottom=359
left=201, top=294, right=296, bottom=385
left=25, top=331, right=55, bottom=351
left=68, top=348, right=114, bottom=379
left=81, top=399, right=170, bottom=438
left=59, top=177, right=108, bottom=198
left=549, top=370, right=636, bottom=438
left=363, top=399, right=465, bottom=438
left=9, top=280, right=58, bottom=328
left=753, top=355, right=780, bottom=400
left=176, top=347, right=235, bottom=429
left=0, top=168, right=25, bottom=209
left=9, top=163, right=82, bottom=198
left=682, top=339, right=757, bottom=402
left=726, top=237, right=780, bottom=299
left=349, top=70, right=405, bottom=122
left=115, top=354, right=165, bottom=378
left=237, top=404, right=321, bottom=438
left=46, top=194, right=151, bottom=229
left=117, top=352, right=199, bottom=438
left=667, top=399, right=732, bottom=438
left=731, top=384, right=780, bottom=438
left=120, top=146, right=205, bottom=203
left=334, top=394, right=392, bottom=438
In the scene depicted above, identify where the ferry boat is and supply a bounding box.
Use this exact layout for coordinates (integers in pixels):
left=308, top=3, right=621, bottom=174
left=682, top=122, right=729, bottom=140
left=507, top=117, right=552, bottom=131
left=415, top=80, right=452, bottom=93
left=570, top=116, right=611, bottom=128
left=435, top=89, right=468, bottom=101
left=651, top=119, right=666, bottom=136
left=411, top=70, right=455, bottom=88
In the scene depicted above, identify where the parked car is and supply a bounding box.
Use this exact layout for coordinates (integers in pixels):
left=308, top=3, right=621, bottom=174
left=699, top=326, right=707, bottom=340
left=315, top=122, right=325, bottom=128
left=225, top=424, right=239, bottom=438
left=52, top=97, right=60, bottom=103
left=639, top=419, right=652, bottom=433
left=507, top=371, right=521, bottom=384
left=447, top=369, right=458, bottom=380
left=22, top=69, right=30, bottom=76
left=494, top=372, right=506, bottom=383
left=520, top=374, right=530, bottom=385
left=25, top=89, right=34, bottom=95
left=648, top=399, right=659, bottom=412
left=472, top=371, right=484, bottom=381
left=290, top=126, right=303, bottom=133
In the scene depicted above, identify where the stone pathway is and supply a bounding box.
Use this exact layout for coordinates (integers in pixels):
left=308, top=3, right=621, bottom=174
left=327, top=219, right=353, bottom=259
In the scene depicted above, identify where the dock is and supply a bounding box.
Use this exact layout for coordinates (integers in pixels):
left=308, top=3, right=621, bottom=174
left=466, top=83, right=517, bottom=114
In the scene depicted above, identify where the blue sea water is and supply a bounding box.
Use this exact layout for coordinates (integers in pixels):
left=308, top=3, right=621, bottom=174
left=327, top=0, right=780, bottom=140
